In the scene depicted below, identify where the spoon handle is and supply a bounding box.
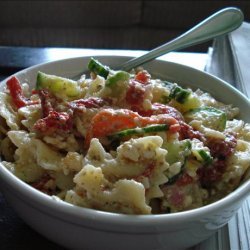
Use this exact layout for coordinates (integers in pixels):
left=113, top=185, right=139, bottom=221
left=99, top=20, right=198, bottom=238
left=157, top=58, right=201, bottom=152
left=120, top=7, right=244, bottom=71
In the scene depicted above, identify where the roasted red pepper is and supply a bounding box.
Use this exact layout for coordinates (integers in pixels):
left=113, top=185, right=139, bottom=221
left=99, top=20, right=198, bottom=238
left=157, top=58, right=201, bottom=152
left=33, top=110, right=73, bottom=135
left=125, top=80, right=146, bottom=107
left=69, top=97, right=106, bottom=109
left=198, top=132, right=237, bottom=187
left=134, top=103, right=183, bottom=121
left=176, top=173, right=194, bottom=186
left=39, top=90, right=57, bottom=117
left=6, top=76, right=38, bottom=108
left=135, top=70, right=151, bottom=84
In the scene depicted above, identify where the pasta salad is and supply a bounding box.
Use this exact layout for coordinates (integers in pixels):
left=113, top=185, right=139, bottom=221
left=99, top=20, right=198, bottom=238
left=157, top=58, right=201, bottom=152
left=1, top=58, right=250, bottom=215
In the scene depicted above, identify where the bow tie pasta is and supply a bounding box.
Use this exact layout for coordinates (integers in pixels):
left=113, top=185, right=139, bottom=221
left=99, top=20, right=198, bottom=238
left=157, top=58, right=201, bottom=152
left=1, top=58, right=250, bottom=214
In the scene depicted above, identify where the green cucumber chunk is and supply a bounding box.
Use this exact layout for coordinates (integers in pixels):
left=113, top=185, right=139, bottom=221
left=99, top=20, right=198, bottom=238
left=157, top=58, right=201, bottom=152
left=163, top=139, right=191, bottom=185
left=36, top=71, right=80, bottom=97
left=164, top=139, right=191, bottom=165
left=192, top=149, right=213, bottom=164
left=109, top=124, right=169, bottom=140
left=191, top=139, right=213, bottom=164
left=184, top=106, right=227, bottom=131
left=170, top=85, right=191, bottom=104
left=88, top=58, right=110, bottom=79
left=106, top=71, right=130, bottom=87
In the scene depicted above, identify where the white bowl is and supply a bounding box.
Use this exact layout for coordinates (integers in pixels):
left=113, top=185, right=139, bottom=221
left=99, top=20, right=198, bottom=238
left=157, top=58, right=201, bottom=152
left=0, top=56, right=250, bottom=250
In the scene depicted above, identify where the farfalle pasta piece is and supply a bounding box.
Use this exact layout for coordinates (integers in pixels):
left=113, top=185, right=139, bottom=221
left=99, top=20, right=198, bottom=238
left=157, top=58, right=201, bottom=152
left=34, top=139, right=63, bottom=171
left=5, top=131, right=44, bottom=182
left=219, top=140, right=250, bottom=192
left=72, top=164, right=151, bottom=214
left=18, top=103, right=41, bottom=130
left=7, top=130, right=63, bottom=174
left=61, top=152, right=83, bottom=175
left=116, top=136, right=169, bottom=201
left=84, top=136, right=168, bottom=202
left=0, top=92, right=20, bottom=130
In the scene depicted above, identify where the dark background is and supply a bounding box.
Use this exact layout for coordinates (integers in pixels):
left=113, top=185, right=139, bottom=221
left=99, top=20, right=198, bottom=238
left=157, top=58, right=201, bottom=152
left=0, top=1, right=250, bottom=52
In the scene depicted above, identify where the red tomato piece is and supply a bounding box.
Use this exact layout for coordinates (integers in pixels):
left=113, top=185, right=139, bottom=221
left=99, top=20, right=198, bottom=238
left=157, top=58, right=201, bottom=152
left=164, top=186, right=185, bottom=208
left=176, top=173, right=194, bottom=186
left=134, top=162, right=155, bottom=182
left=207, top=132, right=237, bottom=159
left=31, top=174, right=55, bottom=195
left=135, top=70, right=151, bottom=84
left=179, top=121, right=204, bottom=141
left=33, top=111, right=73, bottom=135
left=39, top=90, right=57, bottom=117
left=6, top=76, right=38, bottom=108
left=125, top=81, right=145, bottom=106
left=135, top=103, right=183, bottom=121
left=198, top=132, right=237, bottom=187
left=69, top=97, right=106, bottom=109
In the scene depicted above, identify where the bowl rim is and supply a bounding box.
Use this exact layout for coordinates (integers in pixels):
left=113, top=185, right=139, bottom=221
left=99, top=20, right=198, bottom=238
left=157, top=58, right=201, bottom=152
left=0, top=55, right=250, bottom=230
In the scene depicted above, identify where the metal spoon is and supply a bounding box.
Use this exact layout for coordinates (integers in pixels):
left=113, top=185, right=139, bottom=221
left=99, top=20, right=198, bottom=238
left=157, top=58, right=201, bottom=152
left=119, top=7, right=243, bottom=71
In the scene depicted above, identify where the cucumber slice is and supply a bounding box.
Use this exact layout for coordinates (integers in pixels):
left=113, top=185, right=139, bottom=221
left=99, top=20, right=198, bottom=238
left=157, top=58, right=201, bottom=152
left=36, top=71, right=80, bottom=97
left=192, top=149, right=213, bottom=164
left=184, top=106, right=227, bottom=131
left=104, top=71, right=130, bottom=99
left=88, top=58, right=110, bottom=79
left=162, top=83, right=198, bottom=108
left=164, top=139, right=191, bottom=165
left=106, top=71, right=130, bottom=87
left=109, top=124, right=169, bottom=140
left=191, top=139, right=213, bottom=164
left=169, top=85, right=191, bottom=104
left=198, top=149, right=213, bottom=163
left=164, top=139, right=191, bottom=185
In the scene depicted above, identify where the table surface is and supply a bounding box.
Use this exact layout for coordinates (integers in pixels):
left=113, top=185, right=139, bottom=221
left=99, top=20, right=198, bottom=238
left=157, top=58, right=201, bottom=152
left=0, top=46, right=208, bottom=249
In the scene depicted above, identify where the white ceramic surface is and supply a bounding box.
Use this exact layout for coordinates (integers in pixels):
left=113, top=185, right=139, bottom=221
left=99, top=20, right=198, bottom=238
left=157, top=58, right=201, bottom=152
left=0, top=56, right=250, bottom=250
